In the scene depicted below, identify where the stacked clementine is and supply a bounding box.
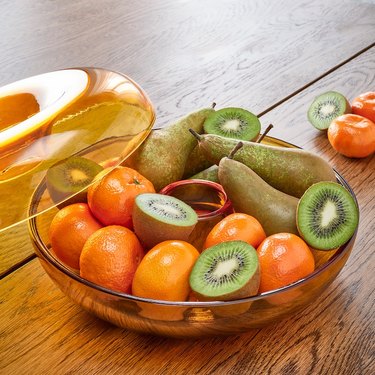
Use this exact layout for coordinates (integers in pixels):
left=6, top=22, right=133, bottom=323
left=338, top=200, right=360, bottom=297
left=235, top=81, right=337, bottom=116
left=87, top=166, right=155, bottom=228
left=80, top=225, right=144, bottom=293
left=256, top=233, right=315, bottom=293
left=132, top=240, right=199, bottom=301
left=49, top=203, right=102, bottom=269
left=204, top=213, right=266, bottom=249
left=50, top=166, right=155, bottom=293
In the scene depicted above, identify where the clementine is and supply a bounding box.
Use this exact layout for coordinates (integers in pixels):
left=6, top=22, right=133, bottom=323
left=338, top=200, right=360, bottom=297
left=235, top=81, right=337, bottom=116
left=49, top=203, right=102, bottom=269
left=257, top=233, right=315, bottom=293
left=352, top=91, right=375, bottom=123
left=132, top=240, right=199, bottom=301
left=79, top=225, right=144, bottom=293
left=204, top=213, right=266, bottom=250
left=327, top=114, right=375, bottom=158
left=87, top=166, right=155, bottom=228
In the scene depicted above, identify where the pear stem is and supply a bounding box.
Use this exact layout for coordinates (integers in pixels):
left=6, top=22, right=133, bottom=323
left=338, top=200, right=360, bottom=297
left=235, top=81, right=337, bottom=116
left=189, top=128, right=202, bottom=141
left=211, top=102, right=217, bottom=109
left=228, top=142, right=243, bottom=159
left=256, top=124, right=273, bottom=143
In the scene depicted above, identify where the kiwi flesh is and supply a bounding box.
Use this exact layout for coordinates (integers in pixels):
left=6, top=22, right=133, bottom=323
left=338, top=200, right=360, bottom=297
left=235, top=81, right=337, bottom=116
left=46, top=156, right=103, bottom=205
left=297, top=182, right=359, bottom=250
left=132, top=193, right=198, bottom=249
left=307, top=91, right=351, bottom=130
left=203, top=107, right=261, bottom=141
left=189, top=241, right=260, bottom=301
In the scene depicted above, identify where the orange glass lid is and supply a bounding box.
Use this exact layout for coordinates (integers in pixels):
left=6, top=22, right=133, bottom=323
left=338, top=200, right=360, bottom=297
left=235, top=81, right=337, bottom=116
left=0, top=67, right=155, bottom=232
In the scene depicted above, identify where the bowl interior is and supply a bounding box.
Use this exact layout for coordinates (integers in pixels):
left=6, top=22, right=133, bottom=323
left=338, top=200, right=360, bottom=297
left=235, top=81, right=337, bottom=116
left=27, top=135, right=358, bottom=337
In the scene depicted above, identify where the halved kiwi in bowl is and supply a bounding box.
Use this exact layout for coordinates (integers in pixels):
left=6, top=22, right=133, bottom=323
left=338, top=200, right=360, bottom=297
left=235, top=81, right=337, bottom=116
left=203, top=107, right=261, bottom=141
left=189, top=240, right=260, bottom=301
left=46, top=156, right=104, bottom=206
left=132, top=193, right=198, bottom=249
left=296, top=181, right=359, bottom=250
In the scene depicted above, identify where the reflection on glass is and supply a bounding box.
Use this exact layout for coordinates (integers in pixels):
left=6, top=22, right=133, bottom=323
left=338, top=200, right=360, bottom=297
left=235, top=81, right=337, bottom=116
left=0, top=68, right=155, bottom=232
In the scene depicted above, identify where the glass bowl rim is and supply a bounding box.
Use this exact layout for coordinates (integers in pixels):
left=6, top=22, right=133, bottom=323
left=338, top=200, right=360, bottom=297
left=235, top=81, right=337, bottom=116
left=159, top=178, right=233, bottom=220
left=0, top=67, right=156, bottom=233
left=28, top=135, right=359, bottom=308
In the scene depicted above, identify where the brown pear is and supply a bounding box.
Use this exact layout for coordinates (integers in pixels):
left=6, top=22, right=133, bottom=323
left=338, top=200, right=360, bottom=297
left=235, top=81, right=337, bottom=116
left=125, top=108, right=214, bottom=191
left=190, top=131, right=336, bottom=198
left=218, top=156, right=299, bottom=236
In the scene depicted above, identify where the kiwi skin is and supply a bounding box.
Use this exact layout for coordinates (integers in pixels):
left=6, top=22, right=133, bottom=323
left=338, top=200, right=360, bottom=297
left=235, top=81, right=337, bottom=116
left=296, top=181, right=359, bottom=251
left=132, top=193, right=198, bottom=249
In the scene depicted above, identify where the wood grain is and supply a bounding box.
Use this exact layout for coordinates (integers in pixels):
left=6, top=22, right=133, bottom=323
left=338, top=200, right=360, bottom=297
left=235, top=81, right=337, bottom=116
left=1, top=0, right=375, bottom=374
left=0, top=0, right=374, bottom=121
left=1, top=0, right=375, bottom=275
left=0, top=233, right=373, bottom=374
left=1, top=45, right=374, bottom=375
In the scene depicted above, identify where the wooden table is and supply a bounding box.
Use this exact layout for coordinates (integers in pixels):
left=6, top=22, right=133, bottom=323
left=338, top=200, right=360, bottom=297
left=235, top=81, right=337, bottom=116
left=1, top=1, right=374, bottom=373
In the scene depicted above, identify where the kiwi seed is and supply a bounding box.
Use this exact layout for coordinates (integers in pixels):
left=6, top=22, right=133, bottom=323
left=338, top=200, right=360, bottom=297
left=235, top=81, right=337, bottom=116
left=137, top=194, right=196, bottom=223
left=203, top=107, right=261, bottom=141
left=307, top=91, right=351, bottom=130
left=297, top=182, right=359, bottom=250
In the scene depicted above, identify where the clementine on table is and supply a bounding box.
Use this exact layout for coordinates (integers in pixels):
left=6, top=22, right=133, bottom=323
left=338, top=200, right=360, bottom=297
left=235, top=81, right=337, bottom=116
left=87, top=166, right=155, bottom=228
left=351, top=91, right=375, bottom=123
left=132, top=240, right=199, bottom=301
left=49, top=203, right=102, bottom=269
left=79, top=225, right=144, bottom=293
left=204, top=213, right=266, bottom=250
left=327, top=114, right=375, bottom=158
left=257, top=233, right=315, bottom=293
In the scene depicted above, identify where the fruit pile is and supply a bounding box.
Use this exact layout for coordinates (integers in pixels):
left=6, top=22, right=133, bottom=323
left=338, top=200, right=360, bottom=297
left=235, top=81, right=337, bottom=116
left=47, top=105, right=359, bottom=305
left=307, top=91, right=375, bottom=158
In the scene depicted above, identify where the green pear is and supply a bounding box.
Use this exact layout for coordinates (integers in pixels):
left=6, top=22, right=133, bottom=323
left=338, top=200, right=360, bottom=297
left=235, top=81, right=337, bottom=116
left=125, top=108, right=214, bottom=191
left=189, top=165, right=219, bottom=183
left=190, top=131, right=336, bottom=198
left=218, top=155, right=299, bottom=236
left=182, top=145, right=212, bottom=179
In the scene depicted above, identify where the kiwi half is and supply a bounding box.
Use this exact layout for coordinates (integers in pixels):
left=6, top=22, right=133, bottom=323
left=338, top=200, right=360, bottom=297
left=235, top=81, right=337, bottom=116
left=203, top=107, right=261, bottom=141
left=132, top=193, right=198, bottom=249
left=189, top=241, right=260, bottom=301
left=46, top=156, right=103, bottom=205
left=307, top=91, right=351, bottom=130
left=297, top=182, right=359, bottom=250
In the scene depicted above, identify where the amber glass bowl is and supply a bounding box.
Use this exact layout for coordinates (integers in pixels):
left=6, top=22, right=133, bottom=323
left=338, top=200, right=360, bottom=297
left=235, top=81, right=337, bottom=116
left=0, top=67, right=155, bottom=234
left=28, top=136, right=358, bottom=338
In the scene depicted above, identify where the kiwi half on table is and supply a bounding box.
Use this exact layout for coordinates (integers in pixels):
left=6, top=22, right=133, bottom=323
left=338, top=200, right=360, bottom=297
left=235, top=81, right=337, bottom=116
left=307, top=91, right=351, bottom=130
left=189, top=240, right=260, bottom=301
left=203, top=107, right=261, bottom=141
left=46, top=156, right=103, bottom=206
left=132, top=193, right=198, bottom=249
left=297, top=182, right=359, bottom=250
